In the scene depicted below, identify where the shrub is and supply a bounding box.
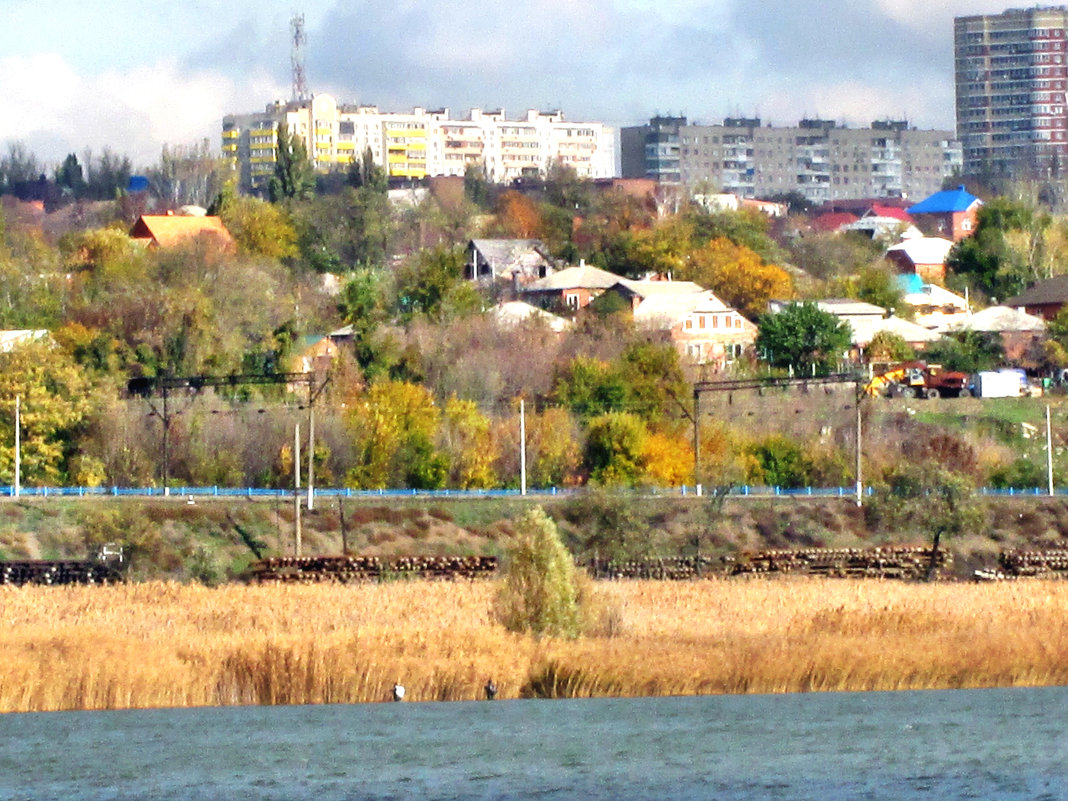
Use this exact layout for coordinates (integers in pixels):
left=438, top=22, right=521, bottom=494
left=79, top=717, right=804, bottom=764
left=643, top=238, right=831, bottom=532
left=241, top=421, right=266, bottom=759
left=494, top=507, right=581, bottom=638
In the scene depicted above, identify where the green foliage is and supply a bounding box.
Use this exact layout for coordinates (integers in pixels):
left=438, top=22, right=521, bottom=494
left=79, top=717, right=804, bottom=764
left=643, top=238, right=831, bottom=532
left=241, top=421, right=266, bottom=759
left=583, top=412, right=648, bottom=486
left=348, top=147, right=388, bottom=193
left=494, top=507, right=581, bottom=638
left=551, top=343, right=686, bottom=421
left=394, top=246, right=481, bottom=322
left=922, top=329, right=1004, bottom=373
left=746, top=435, right=812, bottom=488
left=560, top=488, right=653, bottom=561
left=685, top=207, right=784, bottom=264
left=988, top=457, right=1047, bottom=490
left=789, top=232, right=882, bottom=281
left=463, top=162, right=490, bottom=209
left=853, top=265, right=906, bottom=316
left=870, top=463, right=982, bottom=578
left=268, top=124, right=315, bottom=202
left=551, top=356, right=627, bottom=418
left=866, top=330, right=916, bottom=363
left=946, top=196, right=1050, bottom=300
left=756, top=302, right=852, bottom=375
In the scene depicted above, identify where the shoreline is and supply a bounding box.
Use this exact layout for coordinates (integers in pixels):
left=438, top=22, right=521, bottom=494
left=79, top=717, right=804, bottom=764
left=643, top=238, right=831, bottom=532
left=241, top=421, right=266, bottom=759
left=2, top=579, right=1067, bottom=713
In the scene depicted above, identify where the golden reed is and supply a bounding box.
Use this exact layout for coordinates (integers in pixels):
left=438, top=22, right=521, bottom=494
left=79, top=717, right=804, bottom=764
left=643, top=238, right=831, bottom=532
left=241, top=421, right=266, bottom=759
left=2, top=579, right=1068, bottom=712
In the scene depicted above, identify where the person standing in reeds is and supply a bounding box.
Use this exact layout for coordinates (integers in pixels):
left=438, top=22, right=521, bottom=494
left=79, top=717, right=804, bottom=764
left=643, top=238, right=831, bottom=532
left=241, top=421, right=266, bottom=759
left=494, top=507, right=582, bottom=638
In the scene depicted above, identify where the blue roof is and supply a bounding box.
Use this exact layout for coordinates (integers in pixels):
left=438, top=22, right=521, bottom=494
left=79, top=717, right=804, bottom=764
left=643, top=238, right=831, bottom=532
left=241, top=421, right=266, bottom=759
left=907, top=185, right=980, bottom=214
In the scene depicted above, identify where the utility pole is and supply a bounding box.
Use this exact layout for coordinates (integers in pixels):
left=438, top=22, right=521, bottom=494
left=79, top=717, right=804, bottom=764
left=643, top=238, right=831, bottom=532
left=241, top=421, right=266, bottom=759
left=1047, top=405, right=1055, bottom=497
left=520, top=399, right=527, bottom=496
left=14, top=395, right=20, bottom=498
left=855, top=381, right=864, bottom=507
left=693, top=389, right=701, bottom=492
left=307, top=376, right=316, bottom=511
left=294, top=422, right=302, bottom=558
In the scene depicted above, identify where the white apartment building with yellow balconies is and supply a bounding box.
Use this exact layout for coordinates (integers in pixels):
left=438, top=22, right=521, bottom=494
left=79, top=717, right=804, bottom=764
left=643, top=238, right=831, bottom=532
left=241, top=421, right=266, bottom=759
left=223, top=94, right=616, bottom=193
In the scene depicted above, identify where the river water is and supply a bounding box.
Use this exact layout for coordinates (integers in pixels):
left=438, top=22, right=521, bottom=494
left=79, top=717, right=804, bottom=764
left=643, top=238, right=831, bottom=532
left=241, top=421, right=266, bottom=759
left=1, top=687, right=1065, bottom=800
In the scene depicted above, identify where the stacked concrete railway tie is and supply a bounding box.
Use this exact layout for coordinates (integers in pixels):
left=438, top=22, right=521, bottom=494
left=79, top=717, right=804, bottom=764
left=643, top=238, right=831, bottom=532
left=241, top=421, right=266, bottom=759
left=977, top=550, right=1068, bottom=580
left=249, top=555, right=498, bottom=583
left=0, top=560, right=125, bottom=587
left=723, top=546, right=951, bottom=580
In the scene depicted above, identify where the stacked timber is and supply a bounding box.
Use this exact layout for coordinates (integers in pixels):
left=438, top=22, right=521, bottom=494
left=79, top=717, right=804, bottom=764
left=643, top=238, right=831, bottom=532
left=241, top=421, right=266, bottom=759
left=249, top=555, right=497, bottom=583
left=995, top=550, right=1068, bottom=579
left=583, top=556, right=720, bottom=580
left=0, top=559, right=124, bottom=586
left=722, top=546, right=951, bottom=580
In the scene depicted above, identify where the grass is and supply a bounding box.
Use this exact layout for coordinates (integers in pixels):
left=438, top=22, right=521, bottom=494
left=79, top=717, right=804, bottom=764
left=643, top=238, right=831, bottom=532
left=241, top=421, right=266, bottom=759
left=2, top=579, right=1068, bottom=712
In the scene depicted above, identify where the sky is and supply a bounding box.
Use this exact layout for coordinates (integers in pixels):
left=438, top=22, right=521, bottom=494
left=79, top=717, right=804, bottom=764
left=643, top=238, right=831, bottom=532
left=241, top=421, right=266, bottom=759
left=0, top=0, right=1018, bottom=170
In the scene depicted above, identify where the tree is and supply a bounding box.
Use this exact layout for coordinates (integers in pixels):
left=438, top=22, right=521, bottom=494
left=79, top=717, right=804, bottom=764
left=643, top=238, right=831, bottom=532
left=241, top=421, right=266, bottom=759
left=345, top=380, right=448, bottom=489
left=150, top=140, right=227, bottom=208
left=495, top=190, right=542, bottom=238
left=946, top=196, right=1051, bottom=300
left=866, top=330, right=915, bottom=363
left=746, top=435, right=812, bottom=488
left=789, top=232, right=883, bottom=281
left=269, top=123, right=315, bottom=202
left=550, top=356, right=627, bottom=418
left=0, top=340, right=97, bottom=486
left=494, top=506, right=581, bottom=638
left=922, top=329, right=1004, bottom=373
left=879, top=464, right=980, bottom=580
left=755, top=302, right=852, bottom=375
left=393, top=246, right=481, bottom=322
left=439, top=396, right=497, bottom=488
left=216, top=194, right=299, bottom=260
left=682, top=237, right=792, bottom=318
left=54, top=153, right=86, bottom=198
left=584, top=412, right=648, bottom=486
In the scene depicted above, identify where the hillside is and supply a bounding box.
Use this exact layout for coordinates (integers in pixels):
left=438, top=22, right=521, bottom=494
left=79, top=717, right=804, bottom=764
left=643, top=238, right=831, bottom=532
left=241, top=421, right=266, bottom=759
left=3, top=493, right=1068, bottom=582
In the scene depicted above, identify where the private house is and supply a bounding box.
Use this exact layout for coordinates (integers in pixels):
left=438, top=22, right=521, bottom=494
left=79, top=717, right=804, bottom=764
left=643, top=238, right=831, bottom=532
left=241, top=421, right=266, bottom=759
left=632, top=289, right=756, bottom=368
left=848, top=314, right=941, bottom=357
left=521, top=263, right=626, bottom=312
left=490, top=301, right=572, bottom=333
left=129, top=213, right=235, bottom=251
left=1004, top=275, right=1068, bottom=321
left=767, top=298, right=887, bottom=329
left=952, top=306, right=1047, bottom=363
left=901, top=283, right=970, bottom=332
left=884, top=235, right=955, bottom=284
left=288, top=334, right=341, bottom=375
left=465, top=239, right=555, bottom=285
left=906, top=185, right=981, bottom=242
left=0, top=330, right=49, bottom=352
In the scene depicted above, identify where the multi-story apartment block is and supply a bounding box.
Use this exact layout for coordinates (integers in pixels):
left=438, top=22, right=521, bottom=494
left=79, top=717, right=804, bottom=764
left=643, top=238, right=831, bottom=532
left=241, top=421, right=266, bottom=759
left=223, top=94, right=616, bottom=193
left=955, top=6, right=1068, bottom=178
left=620, top=117, right=961, bottom=203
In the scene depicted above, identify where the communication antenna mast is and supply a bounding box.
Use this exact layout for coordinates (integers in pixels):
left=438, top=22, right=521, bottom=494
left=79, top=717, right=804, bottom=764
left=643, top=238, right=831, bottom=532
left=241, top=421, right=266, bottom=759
left=291, top=13, right=309, bottom=103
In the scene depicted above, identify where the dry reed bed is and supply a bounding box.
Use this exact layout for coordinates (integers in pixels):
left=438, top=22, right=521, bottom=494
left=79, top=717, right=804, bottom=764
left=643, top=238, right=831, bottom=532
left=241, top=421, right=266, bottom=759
left=2, top=579, right=1068, bottom=712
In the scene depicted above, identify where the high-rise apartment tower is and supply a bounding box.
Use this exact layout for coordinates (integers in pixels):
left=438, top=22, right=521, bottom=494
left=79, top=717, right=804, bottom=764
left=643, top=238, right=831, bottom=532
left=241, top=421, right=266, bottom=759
left=955, top=7, right=1068, bottom=177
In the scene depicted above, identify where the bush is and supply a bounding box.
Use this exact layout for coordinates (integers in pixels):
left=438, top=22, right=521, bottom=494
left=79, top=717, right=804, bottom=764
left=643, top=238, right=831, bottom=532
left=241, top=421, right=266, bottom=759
left=494, top=507, right=581, bottom=638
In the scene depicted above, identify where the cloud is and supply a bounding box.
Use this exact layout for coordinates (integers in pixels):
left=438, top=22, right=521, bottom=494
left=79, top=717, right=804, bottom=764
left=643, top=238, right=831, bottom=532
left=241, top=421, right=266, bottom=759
left=3, top=0, right=981, bottom=168
left=0, top=53, right=285, bottom=168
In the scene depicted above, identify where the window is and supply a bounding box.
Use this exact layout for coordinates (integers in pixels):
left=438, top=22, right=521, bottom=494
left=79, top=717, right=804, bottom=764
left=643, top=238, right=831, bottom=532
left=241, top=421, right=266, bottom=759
left=566, top=293, right=580, bottom=309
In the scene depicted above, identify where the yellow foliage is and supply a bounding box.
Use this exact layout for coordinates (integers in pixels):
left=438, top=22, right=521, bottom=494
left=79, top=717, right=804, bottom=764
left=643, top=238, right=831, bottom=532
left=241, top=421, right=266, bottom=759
left=442, top=396, right=497, bottom=489
left=685, top=237, right=793, bottom=318
left=640, top=430, right=693, bottom=486
left=345, top=380, right=441, bottom=489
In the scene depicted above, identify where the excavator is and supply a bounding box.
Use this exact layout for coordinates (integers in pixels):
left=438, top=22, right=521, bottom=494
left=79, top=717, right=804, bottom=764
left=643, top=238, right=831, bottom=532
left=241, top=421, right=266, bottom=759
left=865, top=361, right=971, bottom=399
